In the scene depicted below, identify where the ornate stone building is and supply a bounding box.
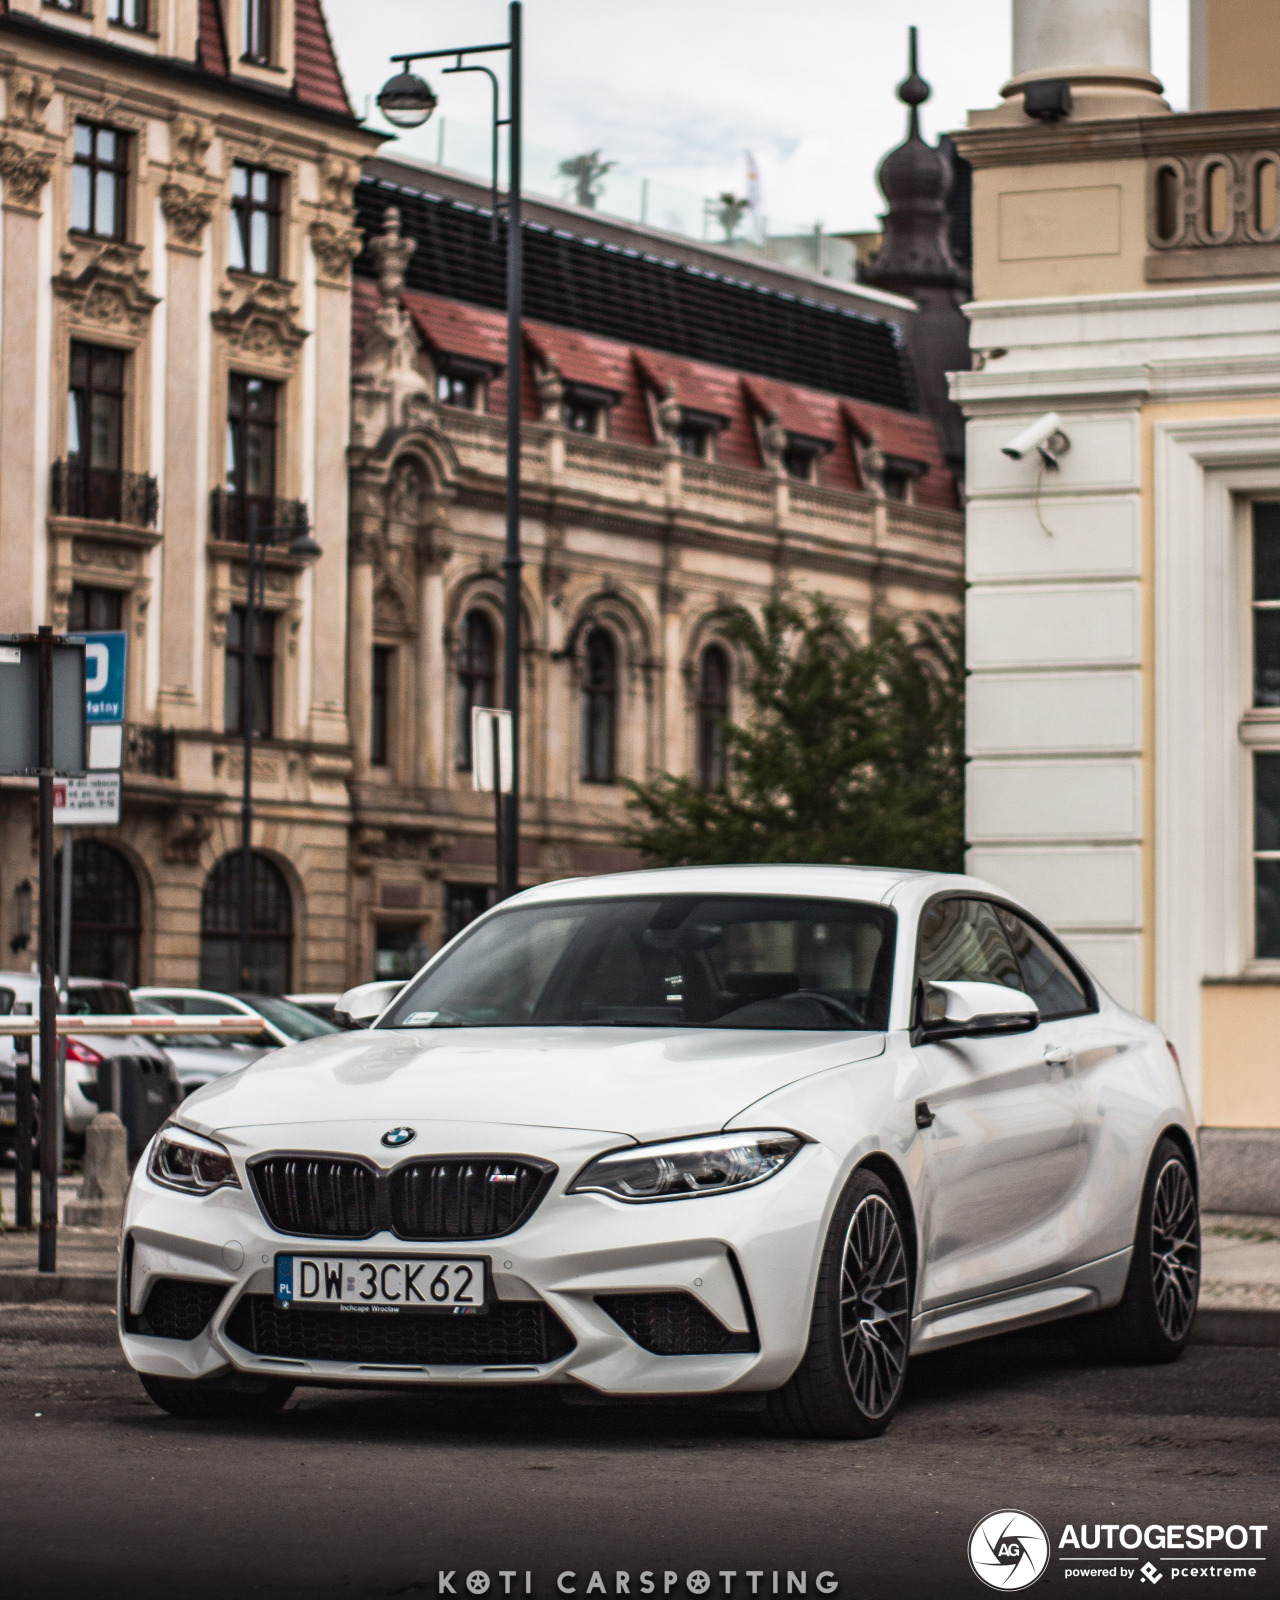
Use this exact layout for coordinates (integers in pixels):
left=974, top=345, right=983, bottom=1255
left=0, top=0, right=378, bottom=990
left=342, top=161, right=966, bottom=981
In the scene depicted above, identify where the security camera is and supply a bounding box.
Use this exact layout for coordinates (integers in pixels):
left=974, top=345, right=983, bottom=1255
left=1001, top=412, right=1071, bottom=468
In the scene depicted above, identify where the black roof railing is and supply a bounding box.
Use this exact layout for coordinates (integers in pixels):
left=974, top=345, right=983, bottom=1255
left=354, top=179, right=918, bottom=414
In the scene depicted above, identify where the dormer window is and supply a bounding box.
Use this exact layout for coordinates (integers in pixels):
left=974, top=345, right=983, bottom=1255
left=782, top=437, right=829, bottom=483
left=677, top=420, right=712, bottom=459
left=563, top=398, right=600, bottom=434
left=107, top=0, right=148, bottom=30
left=882, top=454, right=926, bottom=504
left=561, top=383, right=616, bottom=438
left=437, top=372, right=478, bottom=410
left=242, top=0, right=273, bottom=64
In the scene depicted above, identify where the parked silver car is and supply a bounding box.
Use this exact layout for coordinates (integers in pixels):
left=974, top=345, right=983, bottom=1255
left=131, top=997, right=269, bottom=1096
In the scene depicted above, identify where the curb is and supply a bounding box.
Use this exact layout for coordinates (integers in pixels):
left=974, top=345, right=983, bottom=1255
left=0, top=1270, right=116, bottom=1306
left=1190, top=1306, right=1280, bottom=1347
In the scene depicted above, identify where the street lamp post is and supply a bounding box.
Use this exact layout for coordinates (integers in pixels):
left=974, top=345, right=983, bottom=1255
left=239, top=506, right=322, bottom=990
left=378, top=1, right=523, bottom=899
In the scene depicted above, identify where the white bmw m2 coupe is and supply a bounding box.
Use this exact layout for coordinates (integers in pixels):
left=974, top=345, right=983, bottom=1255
left=119, top=866, right=1200, bottom=1438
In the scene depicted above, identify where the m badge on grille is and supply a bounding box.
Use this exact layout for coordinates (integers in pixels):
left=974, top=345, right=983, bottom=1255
left=381, top=1126, right=417, bottom=1148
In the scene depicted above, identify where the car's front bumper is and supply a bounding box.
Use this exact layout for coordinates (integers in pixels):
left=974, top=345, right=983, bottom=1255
left=118, top=1131, right=841, bottom=1396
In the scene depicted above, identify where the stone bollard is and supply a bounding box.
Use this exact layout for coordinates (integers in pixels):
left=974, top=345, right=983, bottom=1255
left=64, top=1111, right=129, bottom=1229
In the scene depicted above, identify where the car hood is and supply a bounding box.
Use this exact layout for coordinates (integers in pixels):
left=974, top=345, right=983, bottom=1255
left=181, top=1026, right=887, bottom=1144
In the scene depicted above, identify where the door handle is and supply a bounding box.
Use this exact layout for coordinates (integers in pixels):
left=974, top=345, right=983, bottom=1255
left=1043, top=1045, right=1074, bottom=1066
left=915, top=1099, right=936, bottom=1129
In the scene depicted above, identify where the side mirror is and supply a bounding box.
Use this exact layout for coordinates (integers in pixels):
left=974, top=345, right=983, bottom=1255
left=333, top=980, right=404, bottom=1031
left=918, top=980, right=1039, bottom=1042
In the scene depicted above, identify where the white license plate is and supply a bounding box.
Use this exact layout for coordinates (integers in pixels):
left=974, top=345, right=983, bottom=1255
left=274, top=1254, right=487, bottom=1315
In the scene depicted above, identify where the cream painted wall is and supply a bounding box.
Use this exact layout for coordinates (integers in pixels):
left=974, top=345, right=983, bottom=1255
left=971, top=161, right=1149, bottom=301
left=1202, top=983, right=1280, bottom=1125
left=1190, top=0, right=1280, bottom=112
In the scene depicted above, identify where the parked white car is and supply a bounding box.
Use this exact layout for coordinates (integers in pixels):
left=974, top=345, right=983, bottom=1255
left=0, top=975, right=179, bottom=1151
left=131, top=988, right=341, bottom=1050
left=119, top=866, right=1199, bottom=1435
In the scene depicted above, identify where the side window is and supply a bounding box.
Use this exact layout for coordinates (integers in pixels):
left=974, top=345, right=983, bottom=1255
left=916, top=898, right=1023, bottom=992
left=995, top=907, right=1093, bottom=1021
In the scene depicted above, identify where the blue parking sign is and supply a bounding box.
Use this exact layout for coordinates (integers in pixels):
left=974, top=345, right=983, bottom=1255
left=80, top=631, right=127, bottom=723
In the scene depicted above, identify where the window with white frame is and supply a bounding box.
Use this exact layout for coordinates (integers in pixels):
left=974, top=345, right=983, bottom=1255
left=1251, top=502, right=1280, bottom=956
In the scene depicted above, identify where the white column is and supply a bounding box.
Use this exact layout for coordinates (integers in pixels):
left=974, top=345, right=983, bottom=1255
left=1013, top=0, right=1151, bottom=76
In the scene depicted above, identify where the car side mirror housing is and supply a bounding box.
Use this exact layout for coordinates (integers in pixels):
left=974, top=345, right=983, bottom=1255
left=333, top=980, right=404, bottom=1030
left=917, top=980, right=1039, bottom=1042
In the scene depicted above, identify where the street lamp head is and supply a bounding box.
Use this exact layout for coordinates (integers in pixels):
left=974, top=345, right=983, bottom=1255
left=377, top=69, right=438, bottom=129
left=289, top=522, right=324, bottom=560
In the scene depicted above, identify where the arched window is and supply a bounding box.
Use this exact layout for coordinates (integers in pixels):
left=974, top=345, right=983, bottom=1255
left=200, top=852, right=293, bottom=995
left=455, top=609, right=496, bottom=769
left=580, top=627, right=617, bottom=783
left=696, top=644, right=730, bottom=789
left=54, top=841, right=140, bottom=985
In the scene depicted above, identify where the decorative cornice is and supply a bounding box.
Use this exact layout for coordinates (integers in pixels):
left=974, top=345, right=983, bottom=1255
left=212, top=276, right=309, bottom=363
left=53, top=240, right=158, bottom=333
left=953, top=107, right=1280, bottom=173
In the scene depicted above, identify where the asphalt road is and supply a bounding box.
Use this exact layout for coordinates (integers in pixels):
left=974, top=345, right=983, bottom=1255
left=1, top=1307, right=1277, bottom=1600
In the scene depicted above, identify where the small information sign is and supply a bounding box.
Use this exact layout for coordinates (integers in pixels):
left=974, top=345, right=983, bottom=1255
left=53, top=771, right=121, bottom=826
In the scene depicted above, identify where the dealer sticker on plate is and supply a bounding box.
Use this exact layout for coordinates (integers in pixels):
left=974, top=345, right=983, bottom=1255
left=275, top=1254, right=487, bottom=1315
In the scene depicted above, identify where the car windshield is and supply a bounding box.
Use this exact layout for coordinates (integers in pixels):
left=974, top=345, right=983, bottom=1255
left=133, top=997, right=244, bottom=1050
left=382, top=895, right=896, bottom=1032
left=242, top=995, right=341, bottom=1041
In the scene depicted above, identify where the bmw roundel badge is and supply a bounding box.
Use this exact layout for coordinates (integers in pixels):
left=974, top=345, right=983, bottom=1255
left=380, top=1126, right=417, bottom=1148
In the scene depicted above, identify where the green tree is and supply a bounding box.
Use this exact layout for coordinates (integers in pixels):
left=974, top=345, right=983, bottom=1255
left=620, top=596, right=965, bottom=872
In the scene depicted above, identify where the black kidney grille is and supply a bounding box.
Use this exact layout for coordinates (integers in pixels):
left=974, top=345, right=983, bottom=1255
left=596, top=1292, right=759, bottom=1356
left=251, top=1157, right=377, bottom=1238
left=391, top=1159, right=551, bottom=1239
left=249, top=1154, right=553, bottom=1240
left=225, top=1294, right=575, bottom=1366
left=129, top=1278, right=227, bottom=1341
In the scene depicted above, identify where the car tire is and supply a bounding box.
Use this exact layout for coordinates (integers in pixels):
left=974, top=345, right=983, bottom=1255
left=138, top=1371, right=294, bottom=1421
left=1076, top=1135, right=1200, bottom=1365
left=768, top=1166, right=912, bottom=1439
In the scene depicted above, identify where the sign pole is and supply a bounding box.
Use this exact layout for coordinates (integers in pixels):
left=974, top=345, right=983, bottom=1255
left=58, top=830, right=72, bottom=997
left=491, top=714, right=503, bottom=901
left=36, top=626, right=59, bottom=1274
left=239, top=509, right=258, bottom=991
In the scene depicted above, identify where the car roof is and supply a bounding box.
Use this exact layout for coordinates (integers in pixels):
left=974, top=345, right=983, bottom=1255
left=507, top=863, right=945, bottom=908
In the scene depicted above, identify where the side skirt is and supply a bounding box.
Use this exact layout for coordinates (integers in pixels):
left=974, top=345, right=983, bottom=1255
left=908, top=1248, right=1133, bottom=1355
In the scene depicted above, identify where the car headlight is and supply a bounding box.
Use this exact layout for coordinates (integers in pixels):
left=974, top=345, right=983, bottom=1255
left=568, top=1130, right=804, bottom=1203
left=147, top=1125, right=241, bottom=1195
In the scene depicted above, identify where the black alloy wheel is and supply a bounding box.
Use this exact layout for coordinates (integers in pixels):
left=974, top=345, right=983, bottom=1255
left=138, top=1370, right=294, bottom=1421
left=769, top=1166, right=912, bottom=1438
left=1150, top=1154, right=1200, bottom=1342
left=1075, top=1135, right=1200, bottom=1364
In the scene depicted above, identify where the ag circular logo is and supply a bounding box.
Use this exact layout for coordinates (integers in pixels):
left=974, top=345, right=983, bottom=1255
left=968, top=1509, right=1050, bottom=1591
left=380, top=1126, right=416, bottom=1148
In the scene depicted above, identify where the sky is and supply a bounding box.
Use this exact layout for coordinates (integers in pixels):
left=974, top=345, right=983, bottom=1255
left=325, top=0, right=1191, bottom=236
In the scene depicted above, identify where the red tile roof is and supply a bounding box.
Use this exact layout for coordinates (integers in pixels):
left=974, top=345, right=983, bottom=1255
left=293, top=0, right=354, bottom=117
left=353, top=285, right=956, bottom=509
left=197, top=0, right=228, bottom=76
left=195, top=0, right=353, bottom=117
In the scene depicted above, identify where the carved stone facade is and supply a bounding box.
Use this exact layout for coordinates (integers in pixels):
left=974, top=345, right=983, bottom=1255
left=0, top=0, right=379, bottom=993
left=342, top=193, right=965, bottom=977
